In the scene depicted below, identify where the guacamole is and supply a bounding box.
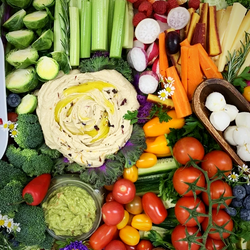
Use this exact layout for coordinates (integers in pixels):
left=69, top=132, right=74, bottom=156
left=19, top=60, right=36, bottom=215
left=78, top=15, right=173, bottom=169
left=42, top=185, right=97, bottom=236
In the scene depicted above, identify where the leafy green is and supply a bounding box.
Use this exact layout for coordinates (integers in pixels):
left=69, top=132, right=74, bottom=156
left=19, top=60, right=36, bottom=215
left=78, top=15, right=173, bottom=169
left=232, top=66, right=250, bottom=93
left=147, top=229, right=174, bottom=249
left=123, top=110, right=138, bottom=125
left=225, top=0, right=250, bottom=9
left=51, top=51, right=71, bottom=74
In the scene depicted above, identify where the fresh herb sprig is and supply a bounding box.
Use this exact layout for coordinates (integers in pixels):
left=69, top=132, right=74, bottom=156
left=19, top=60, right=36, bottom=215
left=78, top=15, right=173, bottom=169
left=60, top=0, right=70, bottom=56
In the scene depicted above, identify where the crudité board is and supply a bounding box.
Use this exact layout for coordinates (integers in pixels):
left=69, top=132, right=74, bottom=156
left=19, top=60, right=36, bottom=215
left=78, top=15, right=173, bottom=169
left=1, top=0, right=250, bottom=249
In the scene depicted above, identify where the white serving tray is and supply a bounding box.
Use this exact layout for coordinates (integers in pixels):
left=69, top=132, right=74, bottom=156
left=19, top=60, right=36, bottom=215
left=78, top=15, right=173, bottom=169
left=0, top=38, right=8, bottom=159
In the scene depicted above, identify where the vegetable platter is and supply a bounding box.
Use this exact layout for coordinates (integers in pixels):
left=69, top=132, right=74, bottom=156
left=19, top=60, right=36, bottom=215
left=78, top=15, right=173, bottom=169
left=1, top=0, right=250, bottom=249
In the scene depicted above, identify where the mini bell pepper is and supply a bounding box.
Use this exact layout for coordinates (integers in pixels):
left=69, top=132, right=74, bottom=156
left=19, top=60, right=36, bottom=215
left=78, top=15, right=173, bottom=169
left=131, top=214, right=152, bottom=231
left=136, top=152, right=157, bottom=168
left=123, top=165, right=138, bottom=182
left=145, top=135, right=171, bottom=157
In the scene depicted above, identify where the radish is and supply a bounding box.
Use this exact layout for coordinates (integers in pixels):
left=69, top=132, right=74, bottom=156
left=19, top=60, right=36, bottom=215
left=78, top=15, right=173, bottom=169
left=152, top=58, right=160, bottom=75
left=209, top=110, right=230, bottom=131
left=146, top=42, right=159, bottom=65
left=156, top=20, right=171, bottom=35
left=138, top=71, right=159, bottom=94
left=205, top=92, right=226, bottom=112
left=154, top=13, right=167, bottom=23
left=127, top=47, right=148, bottom=72
left=135, top=18, right=161, bottom=44
left=133, top=39, right=147, bottom=50
left=167, top=7, right=191, bottom=30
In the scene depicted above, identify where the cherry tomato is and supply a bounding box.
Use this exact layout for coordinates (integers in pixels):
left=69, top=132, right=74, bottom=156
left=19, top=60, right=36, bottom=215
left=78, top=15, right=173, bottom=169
left=117, top=210, right=130, bottom=230
left=205, top=237, right=225, bottom=250
left=89, top=224, right=117, bottom=250
left=119, top=225, right=140, bottom=246
left=171, top=224, right=202, bottom=250
left=136, top=240, right=153, bottom=250
left=202, top=209, right=233, bottom=240
left=173, top=166, right=205, bottom=196
left=7, top=112, right=18, bottom=122
left=136, top=153, right=157, bottom=168
left=202, top=180, right=232, bottom=209
left=105, top=240, right=126, bottom=250
left=201, top=150, right=233, bottom=178
left=106, top=192, right=115, bottom=203
left=173, top=137, right=205, bottom=165
left=243, top=85, right=250, bottom=102
left=104, top=177, right=122, bottom=191
left=102, top=201, right=124, bottom=226
left=125, top=196, right=143, bottom=215
left=175, top=197, right=206, bottom=227
left=113, top=179, right=136, bottom=204
left=125, top=245, right=136, bottom=250
left=123, top=165, right=138, bottom=183
left=142, top=192, right=167, bottom=224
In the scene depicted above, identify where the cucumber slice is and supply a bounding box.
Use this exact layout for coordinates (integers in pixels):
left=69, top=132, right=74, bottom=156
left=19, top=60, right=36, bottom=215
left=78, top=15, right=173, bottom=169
left=23, top=11, right=49, bottom=30
left=36, top=56, right=59, bottom=81
left=16, top=94, right=38, bottom=114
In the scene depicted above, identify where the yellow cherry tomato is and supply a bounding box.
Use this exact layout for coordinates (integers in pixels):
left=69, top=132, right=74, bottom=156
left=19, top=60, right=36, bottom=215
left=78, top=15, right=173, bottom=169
left=243, top=86, right=250, bottom=102
left=119, top=225, right=140, bottom=246
left=127, top=213, right=134, bottom=226
left=136, top=152, right=157, bottom=168
left=117, top=210, right=130, bottom=230
left=123, top=165, right=138, bottom=182
left=131, top=214, right=152, bottom=231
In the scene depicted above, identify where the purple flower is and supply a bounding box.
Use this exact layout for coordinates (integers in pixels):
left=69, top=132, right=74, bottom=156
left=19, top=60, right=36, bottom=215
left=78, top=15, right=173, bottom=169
left=60, top=240, right=89, bottom=250
left=63, top=157, right=69, bottom=163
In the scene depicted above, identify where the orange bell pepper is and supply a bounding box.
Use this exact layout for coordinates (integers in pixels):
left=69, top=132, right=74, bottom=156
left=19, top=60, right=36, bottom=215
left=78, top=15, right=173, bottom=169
left=119, top=225, right=140, bottom=246
left=123, top=165, right=138, bottom=183
left=136, top=152, right=157, bottom=168
left=143, top=110, right=185, bottom=137
left=145, top=135, right=171, bottom=157
left=131, top=214, right=152, bottom=231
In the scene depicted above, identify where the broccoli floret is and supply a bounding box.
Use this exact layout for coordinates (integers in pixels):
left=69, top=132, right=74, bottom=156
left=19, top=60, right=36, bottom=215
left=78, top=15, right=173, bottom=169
left=0, top=180, right=23, bottom=215
left=38, top=143, right=61, bottom=159
left=0, top=160, right=27, bottom=189
left=14, top=114, right=44, bottom=149
left=6, top=145, right=38, bottom=169
left=38, top=232, right=55, bottom=250
left=22, top=154, right=54, bottom=177
left=14, top=204, right=47, bottom=246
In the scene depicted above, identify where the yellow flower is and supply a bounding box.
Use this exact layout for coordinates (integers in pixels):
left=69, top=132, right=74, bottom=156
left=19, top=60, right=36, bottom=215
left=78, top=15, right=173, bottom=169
left=0, top=214, right=8, bottom=228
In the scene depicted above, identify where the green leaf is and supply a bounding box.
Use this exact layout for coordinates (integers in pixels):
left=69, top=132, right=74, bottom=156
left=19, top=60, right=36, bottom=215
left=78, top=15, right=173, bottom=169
left=123, top=110, right=138, bottom=125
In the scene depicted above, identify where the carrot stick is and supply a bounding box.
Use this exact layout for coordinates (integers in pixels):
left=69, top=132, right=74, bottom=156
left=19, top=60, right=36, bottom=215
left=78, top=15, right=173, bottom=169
left=166, top=66, right=192, bottom=118
left=158, top=32, right=169, bottom=79
left=178, top=38, right=191, bottom=65
left=194, top=43, right=223, bottom=79
left=181, top=46, right=189, bottom=92
left=187, top=45, right=204, bottom=100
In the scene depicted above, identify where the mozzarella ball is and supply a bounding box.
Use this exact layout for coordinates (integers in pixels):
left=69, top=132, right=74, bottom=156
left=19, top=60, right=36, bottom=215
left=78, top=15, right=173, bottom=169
left=205, top=92, right=226, bottom=112
left=209, top=110, right=231, bottom=131
left=235, top=112, right=250, bottom=129
left=224, top=126, right=237, bottom=146
left=223, top=104, right=239, bottom=122
left=233, top=126, right=250, bottom=146
left=237, top=143, right=250, bottom=161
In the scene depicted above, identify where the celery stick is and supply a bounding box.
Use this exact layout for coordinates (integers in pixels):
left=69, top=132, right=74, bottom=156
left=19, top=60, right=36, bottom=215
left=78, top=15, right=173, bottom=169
left=110, top=0, right=126, bottom=58
left=91, top=0, right=109, bottom=51
left=54, top=0, right=65, bottom=52
left=123, top=1, right=134, bottom=49
left=80, top=0, right=91, bottom=58
left=69, top=7, right=80, bottom=66
left=108, top=0, right=115, bottom=48
left=69, top=0, right=78, bottom=7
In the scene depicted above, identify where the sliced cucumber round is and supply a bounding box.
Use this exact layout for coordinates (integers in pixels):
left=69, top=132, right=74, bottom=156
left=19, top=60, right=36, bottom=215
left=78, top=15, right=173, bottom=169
left=16, top=94, right=38, bottom=114
left=23, top=11, right=49, bottom=30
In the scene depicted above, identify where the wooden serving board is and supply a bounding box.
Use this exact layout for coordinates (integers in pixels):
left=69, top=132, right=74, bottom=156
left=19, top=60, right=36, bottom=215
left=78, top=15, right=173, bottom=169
left=192, top=78, right=250, bottom=167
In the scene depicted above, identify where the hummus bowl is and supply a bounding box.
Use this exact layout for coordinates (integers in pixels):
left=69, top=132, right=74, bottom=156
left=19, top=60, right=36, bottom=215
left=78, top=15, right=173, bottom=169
left=42, top=174, right=103, bottom=241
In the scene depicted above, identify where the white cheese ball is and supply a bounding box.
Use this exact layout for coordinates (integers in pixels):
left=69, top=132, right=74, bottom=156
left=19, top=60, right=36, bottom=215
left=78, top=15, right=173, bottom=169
left=209, top=110, right=231, bottom=131
left=205, top=92, right=226, bottom=112
left=237, top=143, right=250, bottom=161
left=233, top=126, right=250, bottom=146
left=224, top=126, right=237, bottom=146
left=223, top=104, right=239, bottom=122
left=235, top=112, right=250, bottom=129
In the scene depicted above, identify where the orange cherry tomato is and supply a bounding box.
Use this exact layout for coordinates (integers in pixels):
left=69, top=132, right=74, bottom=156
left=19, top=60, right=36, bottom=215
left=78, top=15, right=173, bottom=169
left=243, top=85, right=250, bottom=102
left=119, top=226, right=140, bottom=246
left=123, top=165, right=138, bottom=182
left=136, top=153, right=157, bottom=168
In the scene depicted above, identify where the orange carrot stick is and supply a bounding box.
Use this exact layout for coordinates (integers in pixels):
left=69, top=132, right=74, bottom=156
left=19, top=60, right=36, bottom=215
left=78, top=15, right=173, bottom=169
left=180, top=38, right=191, bottom=47
left=158, top=32, right=169, bottom=79
left=181, top=46, right=189, bottom=93
left=166, top=66, right=192, bottom=118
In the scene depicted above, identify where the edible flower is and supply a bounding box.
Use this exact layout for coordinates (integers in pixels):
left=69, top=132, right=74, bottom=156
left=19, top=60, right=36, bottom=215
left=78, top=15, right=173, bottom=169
left=0, top=121, right=9, bottom=131
left=0, top=213, right=8, bottom=228
left=60, top=240, right=89, bottom=250
left=158, top=77, right=175, bottom=100
left=228, top=172, right=239, bottom=182
left=0, top=211, right=20, bottom=233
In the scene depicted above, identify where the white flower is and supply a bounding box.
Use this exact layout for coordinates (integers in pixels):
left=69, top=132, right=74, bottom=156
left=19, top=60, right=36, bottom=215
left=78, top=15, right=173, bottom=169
left=158, top=89, right=169, bottom=101
left=5, top=218, right=14, bottom=233
left=0, top=214, right=9, bottom=228
left=8, top=121, right=17, bottom=131
left=163, top=82, right=175, bottom=97
left=9, top=129, right=18, bottom=138
left=164, top=76, right=175, bottom=85
left=238, top=164, right=249, bottom=173
left=228, top=172, right=239, bottom=182
left=0, top=121, right=9, bottom=131
left=13, top=222, right=21, bottom=233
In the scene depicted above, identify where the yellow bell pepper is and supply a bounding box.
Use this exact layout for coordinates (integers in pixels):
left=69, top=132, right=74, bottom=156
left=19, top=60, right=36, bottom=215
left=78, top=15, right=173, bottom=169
left=119, top=225, right=140, bottom=246
left=123, top=165, right=138, bottom=182
left=136, top=152, right=157, bottom=168
left=117, top=210, right=129, bottom=230
left=145, top=135, right=171, bottom=157
left=131, top=214, right=152, bottom=231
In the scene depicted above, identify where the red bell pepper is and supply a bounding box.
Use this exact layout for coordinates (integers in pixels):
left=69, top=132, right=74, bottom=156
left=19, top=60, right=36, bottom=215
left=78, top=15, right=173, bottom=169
left=22, top=173, right=51, bottom=206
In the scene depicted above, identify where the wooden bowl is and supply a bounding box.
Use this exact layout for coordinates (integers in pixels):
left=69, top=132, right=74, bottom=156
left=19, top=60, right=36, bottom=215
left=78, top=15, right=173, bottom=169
left=192, top=78, right=250, bottom=167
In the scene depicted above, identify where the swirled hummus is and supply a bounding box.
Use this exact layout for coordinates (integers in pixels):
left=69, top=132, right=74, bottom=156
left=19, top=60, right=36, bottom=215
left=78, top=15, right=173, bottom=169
left=36, top=70, right=139, bottom=167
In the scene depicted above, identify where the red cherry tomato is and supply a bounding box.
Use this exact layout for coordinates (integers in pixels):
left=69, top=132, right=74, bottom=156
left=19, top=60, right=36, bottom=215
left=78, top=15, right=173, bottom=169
left=106, top=192, right=116, bottom=203
left=125, top=195, right=143, bottom=215
left=89, top=224, right=117, bottom=250
left=105, top=240, right=126, bottom=250
left=202, top=180, right=232, bottom=209
left=125, top=245, right=137, bottom=250
left=205, top=237, right=225, bottom=250
left=173, top=137, right=205, bottom=165
left=102, top=201, right=124, bottom=226
left=201, top=150, right=233, bottom=178
left=175, top=197, right=206, bottom=227
left=113, top=179, right=136, bottom=204
left=8, top=112, right=18, bottom=122
left=173, top=166, right=206, bottom=196
left=202, top=209, right=233, bottom=240
left=136, top=240, right=153, bottom=250
left=142, top=192, right=167, bottom=224
left=171, top=224, right=202, bottom=250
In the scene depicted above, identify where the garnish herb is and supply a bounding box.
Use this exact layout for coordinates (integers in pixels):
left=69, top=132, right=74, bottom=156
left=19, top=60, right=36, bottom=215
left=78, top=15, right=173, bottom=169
left=225, top=0, right=250, bottom=9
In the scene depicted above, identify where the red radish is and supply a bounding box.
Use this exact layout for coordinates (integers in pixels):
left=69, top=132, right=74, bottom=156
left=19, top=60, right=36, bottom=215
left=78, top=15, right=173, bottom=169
left=156, top=20, right=171, bottom=34
left=138, top=71, right=159, bottom=94
left=154, top=13, right=167, bottom=23
left=152, top=58, right=160, bottom=74
left=247, top=80, right=250, bottom=86
left=167, top=7, right=191, bottom=30
left=135, top=18, right=160, bottom=44
left=133, top=39, right=147, bottom=50
left=127, top=47, right=148, bottom=72
left=146, top=42, right=159, bottom=65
